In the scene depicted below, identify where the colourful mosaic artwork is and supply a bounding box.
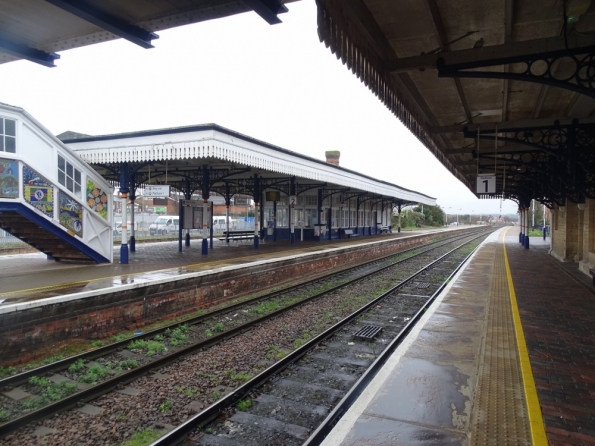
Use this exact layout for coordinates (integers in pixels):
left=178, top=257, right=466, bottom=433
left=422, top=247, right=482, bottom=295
left=59, top=191, right=83, bottom=237
left=23, top=165, right=54, bottom=218
left=0, top=158, right=19, bottom=199
left=86, top=179, right=108, bottom=220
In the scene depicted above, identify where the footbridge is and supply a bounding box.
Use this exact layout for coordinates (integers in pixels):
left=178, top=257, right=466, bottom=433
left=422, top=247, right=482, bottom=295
left=0, top=103, right=113, bottom=263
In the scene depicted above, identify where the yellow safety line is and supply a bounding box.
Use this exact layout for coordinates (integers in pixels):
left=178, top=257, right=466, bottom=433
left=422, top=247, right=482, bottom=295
left=502, top=228, right=548, bottom=445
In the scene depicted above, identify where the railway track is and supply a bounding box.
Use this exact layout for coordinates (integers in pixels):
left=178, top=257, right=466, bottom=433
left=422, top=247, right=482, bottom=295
left=0, top=227, right=493, bottom=444
left=155, top=228, right=493, bottom=446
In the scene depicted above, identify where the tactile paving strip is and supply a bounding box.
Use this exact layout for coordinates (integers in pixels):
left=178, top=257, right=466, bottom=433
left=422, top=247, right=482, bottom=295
left=469, top=235, right=532, bottom=445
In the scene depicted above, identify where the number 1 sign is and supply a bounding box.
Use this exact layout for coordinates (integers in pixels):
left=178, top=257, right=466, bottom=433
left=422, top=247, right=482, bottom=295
left=476, top=174, right=496, bottom=194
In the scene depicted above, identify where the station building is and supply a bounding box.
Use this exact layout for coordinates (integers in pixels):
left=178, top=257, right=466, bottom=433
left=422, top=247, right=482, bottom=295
left=0, top=102, right=435, bottom=263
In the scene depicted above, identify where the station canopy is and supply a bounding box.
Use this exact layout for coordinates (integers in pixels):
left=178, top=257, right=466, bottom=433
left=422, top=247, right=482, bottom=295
left=313, top=0, right=595, bottom=208
left=60, top=124, right=436, bottom=207
left=7, top=0, right=590, bottom=207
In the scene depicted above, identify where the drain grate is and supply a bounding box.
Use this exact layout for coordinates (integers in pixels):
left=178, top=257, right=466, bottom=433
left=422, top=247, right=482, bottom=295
left=415, top=282, right=431, bottom=288
left=353, top=325, right=383, bottom=340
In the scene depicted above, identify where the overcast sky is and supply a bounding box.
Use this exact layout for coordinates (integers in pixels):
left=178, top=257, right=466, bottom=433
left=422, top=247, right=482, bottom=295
left=0, top=0, right=517, bottom=216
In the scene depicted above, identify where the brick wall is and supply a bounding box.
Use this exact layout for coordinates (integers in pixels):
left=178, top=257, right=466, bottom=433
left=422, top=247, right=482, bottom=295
left=0, top=232, right=439, bottom=365
left=579, top=199, right=595, bottom=275
left=552, top=202, right=582, bottom=263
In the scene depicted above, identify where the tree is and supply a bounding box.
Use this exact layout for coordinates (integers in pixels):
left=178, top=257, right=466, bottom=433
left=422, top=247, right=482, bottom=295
left=394, top=205, right=444, bottom=228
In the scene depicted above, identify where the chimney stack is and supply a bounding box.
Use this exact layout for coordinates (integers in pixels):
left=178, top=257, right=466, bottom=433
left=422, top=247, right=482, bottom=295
left=325, top=150, right=340, bottom=166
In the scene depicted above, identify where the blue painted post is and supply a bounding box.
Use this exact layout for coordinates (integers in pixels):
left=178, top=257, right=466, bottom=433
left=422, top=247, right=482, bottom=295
left=202, top=200, right=209, bottom=255
left=201, top=166, right=210, bottom=255
left=179, top=199, right=183, bottom=252
left=253, top=175, right=260, bottom=249
left=254, top=201, right=260, bottom=249
left=398, top=204, right=402, bottom=233
left=543, top=225, right=546, bottom=240
left=524, top=208, right=530, bottom=249
left=119, top=166, right=130, bottom=265
left=210, top=201, right=214, bottom=249
left=120, top=193, right=129, bottom=264
left=290, top=177, right=296, bottom=245
left=129, top=196, right=136, bottom=252
left=519, top=208, right=523, bottom=244
left=273, top=200, right=277, bottom=242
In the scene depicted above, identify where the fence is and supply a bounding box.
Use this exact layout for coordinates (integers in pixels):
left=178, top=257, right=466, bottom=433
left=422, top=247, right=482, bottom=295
left=0, top=230, right=26, bottom=246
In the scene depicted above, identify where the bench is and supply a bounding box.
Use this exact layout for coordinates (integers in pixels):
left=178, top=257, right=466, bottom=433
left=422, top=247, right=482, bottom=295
left=343, top=229, right=359, bottom=238
left=219, top=231, right=255, bottom=244
left=379, top=225, right=390, bottom=234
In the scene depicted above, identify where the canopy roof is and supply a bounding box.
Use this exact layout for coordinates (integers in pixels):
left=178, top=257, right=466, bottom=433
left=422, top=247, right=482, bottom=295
left=0, top=0, right=294, bottom=66
left=61, top=123, right=436, bottom=206
left=315, top=0, right=595, bottom=207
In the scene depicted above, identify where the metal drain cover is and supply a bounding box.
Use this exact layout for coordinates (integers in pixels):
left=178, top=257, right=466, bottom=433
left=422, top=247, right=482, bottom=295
left=415, top=282, right=431, bottom=288
left=353, top=325, right=383, bottom=340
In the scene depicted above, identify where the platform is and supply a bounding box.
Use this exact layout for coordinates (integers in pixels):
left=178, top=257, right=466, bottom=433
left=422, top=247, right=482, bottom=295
left=321, top=225, right=595, bottom=446
left=0, top=229, right=453, bottom=305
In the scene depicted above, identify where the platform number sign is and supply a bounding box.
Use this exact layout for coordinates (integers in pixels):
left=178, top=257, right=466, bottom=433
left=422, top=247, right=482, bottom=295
left=476, top=174, right=496, bottom=194
left=290, top=195, right=296, bottom=207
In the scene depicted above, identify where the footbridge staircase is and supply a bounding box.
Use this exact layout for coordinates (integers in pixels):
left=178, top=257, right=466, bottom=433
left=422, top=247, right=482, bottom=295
left=0, top=103, right=113, bottom=263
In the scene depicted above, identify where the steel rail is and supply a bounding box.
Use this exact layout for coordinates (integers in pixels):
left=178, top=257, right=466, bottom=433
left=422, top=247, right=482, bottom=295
left=149, top=230, right=492, bottom=445
left=303, top=235, right=485, bottom=444
left=0, top=230, right=477, bottom=388
left=0, top=230, right=487, bottom=437
left=0, top=228, right=480, bottom=389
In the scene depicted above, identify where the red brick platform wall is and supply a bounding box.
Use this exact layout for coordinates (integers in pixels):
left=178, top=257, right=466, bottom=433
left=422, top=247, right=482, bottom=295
left=0, top=234, right=438, bottom=364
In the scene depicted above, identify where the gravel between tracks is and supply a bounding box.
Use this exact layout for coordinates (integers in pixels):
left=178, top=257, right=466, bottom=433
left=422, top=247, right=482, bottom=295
left=4, top=279, right=378, bottom=446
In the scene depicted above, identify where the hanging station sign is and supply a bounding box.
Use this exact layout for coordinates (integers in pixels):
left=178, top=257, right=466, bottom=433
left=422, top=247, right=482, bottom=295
left=476, top=174, right=496, bottom=194
left=144, top=185, right=170, bottom=198
left=266, top=191, right=280, bottom=202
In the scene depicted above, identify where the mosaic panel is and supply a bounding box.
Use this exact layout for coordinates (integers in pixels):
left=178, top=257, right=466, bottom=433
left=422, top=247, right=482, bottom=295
left=86, top=179, right=108, bottom=220
left=0, top=158, right=18, bottom=198
left=59, top=191, right=83, bottom=237
left=23, top=165, right=54, bottom=218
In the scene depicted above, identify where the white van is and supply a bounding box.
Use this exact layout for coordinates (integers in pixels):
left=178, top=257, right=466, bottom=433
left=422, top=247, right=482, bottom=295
left=113, top=221, right=138, bottom=236
left=212, top=216, right=236, bottom=233
left=149, top=216, right=180, bottom=236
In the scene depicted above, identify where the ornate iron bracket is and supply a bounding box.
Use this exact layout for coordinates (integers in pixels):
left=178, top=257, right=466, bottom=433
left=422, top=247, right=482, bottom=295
left=439, top=44, right=595, bottom=98
left=296, top=183, right=326, bottom=195
left=321, top=188, right=350, bottom=202
left=339, top=191, right=363, bottom=203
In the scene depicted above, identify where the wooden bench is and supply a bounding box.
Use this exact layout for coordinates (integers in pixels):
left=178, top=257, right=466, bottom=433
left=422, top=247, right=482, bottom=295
left=343, top=229, right=359, bottom=238
left=379, top=225, right=390, bottom=234
left=219, top=231, right=254, bottom=243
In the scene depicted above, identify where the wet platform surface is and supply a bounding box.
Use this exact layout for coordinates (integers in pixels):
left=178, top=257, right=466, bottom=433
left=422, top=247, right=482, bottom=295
left=0, top=229, right=444, bottom=306
left=322, top=226, right=595, bottom=446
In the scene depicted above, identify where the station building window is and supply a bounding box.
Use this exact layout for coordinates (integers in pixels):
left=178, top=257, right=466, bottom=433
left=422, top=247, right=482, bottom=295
left=305, top=194, right=318, bottom=206
left=0, top=118, right=16, bottom=153
left=305, top=209, right=318, bottom=227
left=264, top=195, right=288, bottom=228
left=342, top=209, right=349, bottom=227
left=331, top=208, right=339, bottom=227
left=58, top=154, right=82, bottom=196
